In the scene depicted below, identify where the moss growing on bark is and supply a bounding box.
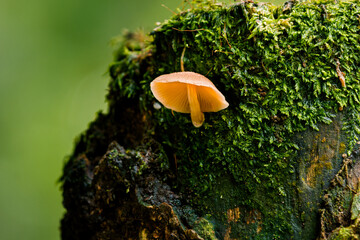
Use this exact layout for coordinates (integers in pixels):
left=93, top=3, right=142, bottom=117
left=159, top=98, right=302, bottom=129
left=106, top=0, right=360, bottom=238
left=62, top=0, right=360, bottom=239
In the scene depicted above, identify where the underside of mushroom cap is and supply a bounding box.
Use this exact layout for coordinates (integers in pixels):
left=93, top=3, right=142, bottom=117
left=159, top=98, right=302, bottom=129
left=150, top=72, right=229, bottom=113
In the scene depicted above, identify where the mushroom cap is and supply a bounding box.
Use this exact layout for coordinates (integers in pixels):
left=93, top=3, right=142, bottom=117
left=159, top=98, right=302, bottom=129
left=150, top=72, right=229, bottom=113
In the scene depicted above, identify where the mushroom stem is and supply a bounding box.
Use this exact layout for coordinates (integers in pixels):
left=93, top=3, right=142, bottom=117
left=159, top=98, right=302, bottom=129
left=187, top=84, right=204, bottom=127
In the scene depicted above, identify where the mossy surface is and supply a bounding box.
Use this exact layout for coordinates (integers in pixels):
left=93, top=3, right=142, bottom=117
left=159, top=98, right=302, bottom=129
left=107, top=0, right=360, bottom=238
left=62, top=0, right=360, bottom=239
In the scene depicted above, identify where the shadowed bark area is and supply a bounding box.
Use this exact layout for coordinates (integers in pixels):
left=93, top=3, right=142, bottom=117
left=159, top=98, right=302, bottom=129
left=61, top=0, right=360, bottom=239
left=318, top=147, right=360, bottom=239
left=62, top=141, right=203, bottom=240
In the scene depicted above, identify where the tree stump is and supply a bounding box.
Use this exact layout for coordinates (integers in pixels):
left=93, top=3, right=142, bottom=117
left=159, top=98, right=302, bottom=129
left=61, top=0, right=360, bottom=239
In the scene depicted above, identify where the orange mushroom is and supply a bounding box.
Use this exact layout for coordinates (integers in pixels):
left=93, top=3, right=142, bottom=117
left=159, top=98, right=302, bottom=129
left=150, top=71, right=229, bottom=127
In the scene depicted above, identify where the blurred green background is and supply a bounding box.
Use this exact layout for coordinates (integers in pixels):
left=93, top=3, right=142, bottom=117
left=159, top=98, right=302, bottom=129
left=0, top=0, right=284, bottom=239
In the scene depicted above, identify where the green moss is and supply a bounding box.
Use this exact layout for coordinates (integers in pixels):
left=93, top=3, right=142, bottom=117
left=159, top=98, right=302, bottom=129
left=192, top=217, right=217, bottom=240
left=329, top=227, right=356, bottom=240
left=351, top=193, right=360, bottom=220
left=107, top=0, right=360, bottom=238
left=340, top=142, right=347, bottom=154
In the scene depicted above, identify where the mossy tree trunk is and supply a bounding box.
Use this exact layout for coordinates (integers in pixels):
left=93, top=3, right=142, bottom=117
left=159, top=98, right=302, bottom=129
left=61, top=0, right=360, bottom=239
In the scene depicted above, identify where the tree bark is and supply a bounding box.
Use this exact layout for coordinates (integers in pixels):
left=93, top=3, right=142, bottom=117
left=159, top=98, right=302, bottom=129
left=61, top=1, right=360, bottom=239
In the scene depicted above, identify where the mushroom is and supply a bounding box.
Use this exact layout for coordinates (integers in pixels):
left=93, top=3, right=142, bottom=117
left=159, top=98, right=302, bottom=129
left=150, top=71, right=229, bottom=127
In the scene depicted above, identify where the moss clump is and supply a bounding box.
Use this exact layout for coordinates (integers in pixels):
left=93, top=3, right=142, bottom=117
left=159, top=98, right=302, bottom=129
left=104, top=0, right=360, bottom=239
left=329, top=227, right=356, bottom=240
left=193, top=217, right=217, bottom=240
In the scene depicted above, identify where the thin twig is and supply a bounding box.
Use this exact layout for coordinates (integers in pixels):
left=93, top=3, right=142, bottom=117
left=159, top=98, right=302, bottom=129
left=214, top=49, right=234, bottom=55
left=161, top=4, right=177, bottom=15
left=181, top=46, right=186, bottom=72
left=320, top=4, right=328, bottom=19
left=223, top=22, right=232, bottom=49
left=172, top=27, right=206, bottom=32
left=335, top=58, right=346, bottom=87
left=205, top=67, right=213, bottom=77
left=261, top=60, right=268, bottom=76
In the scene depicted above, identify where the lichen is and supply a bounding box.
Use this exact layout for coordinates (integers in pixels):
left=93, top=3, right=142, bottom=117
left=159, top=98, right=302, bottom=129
left=67, top=0, right=360, bottom=239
